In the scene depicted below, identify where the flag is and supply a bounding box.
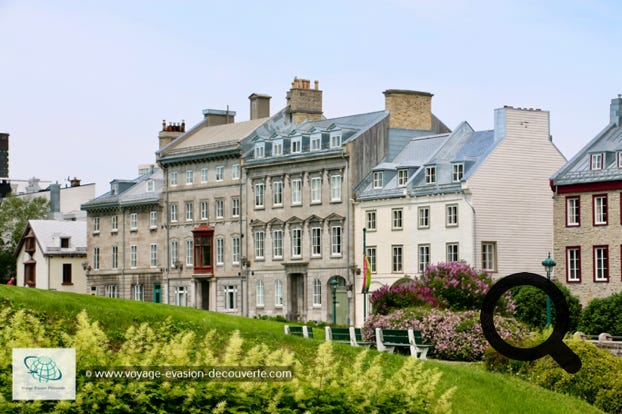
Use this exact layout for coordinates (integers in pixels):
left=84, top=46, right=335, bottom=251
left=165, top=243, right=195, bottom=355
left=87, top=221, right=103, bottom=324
left=362, top=255, right=372, bottom=294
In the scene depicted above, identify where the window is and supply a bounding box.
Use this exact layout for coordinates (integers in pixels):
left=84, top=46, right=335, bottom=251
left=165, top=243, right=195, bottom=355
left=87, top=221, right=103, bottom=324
left=131, top=284, right=144, bottom=301
left=145, top=179, right=154, bottom=192
left=392, top=208, right=403, bottom=230
left=398, top=169, right=408, bottom=186
left=225, top=285, right=237, bottom=310
left=130, top=213, right=138, bottom=230
left=150, top=244, right=158, bottom=267
left=273, top=140, right=283, bottom=156
left=273, top=229, right=283, bottom=258
left=566, top=197, right=580, bottom=226
left=331, top=226, right=342, bottom=256
left=216, top=166, right=224, bottom=181
left=366, top=211, right=376, bottom=231
left=594, top=245, right=608, bottom=282
left=170, top=171, right=178, bottom=186
left=112, top=245, right=118, bottom=269
left=130, top=245, right=137, bottom=268
left=366, top=247, right=377, bottom=272
left=311, top=227, right=321, bottom=257
left=216, top=199, right=224, bottom=219
left=275, top=279, right=283, bottom=306
left=566, top=247, right=581, bottom=282
left=591, top=153, right=604, bottom=170
left=482, top=242, right=497, bottom=272
left=291, top=138, right=302, bottom=153
left=618, top=152, right=622, bottom=169
left=291, top=179, right=302, bottom=205
left=232, top=236, right=240, bottom=264
left=93, top=217, right=100, bottom=234
left=273, top=181, right=283, bottom=206
left=185, top=240, right=193, bottom=266
left=171, top=240, right=178, bottom=267
left=200, top=200, right=208, bottom=220
left=418, top=207, right=430, bottom=229
left=311, top=177, right=322, bottom=203
left=185, top=170, right=193, bottom=185
left=330, top=133, right=341, bottom=148
left=105, top=285, right=119, bottom=298
left=453, top=163, right=464, bottom=182
left=255, top=231, right=265, bottom=259
left=446, top=243, right=459, bottom=262
left=425, top=166, right=436, bottom=184
left=310, top=134, right=321, bottom=151
left=330, top=175, right=341, bottom=201
left=62, top=263, right=72, bottom=285
left=292, top=228, right=302, bottom=257
left=93, top=247, right=100, bottom=270
left=593, top=195, right=607, bottom=225
left=170, top=203, right=178, bottom=222
left=392, top=245, right=403, bottom=272
left=194, top=234, right=212, bottom=269
left=256, top=280, right=265, bottom=307
left=232, top=164, right=240, bottom=180
left=201, top=167, right=208, bottom=183
left=373, top=171, right=383, bottom=189
left=216, top=238, right=224, bottom=265
left=255, top=183, right=265, bottom=208
left=446, top=205, right=458, bottom=227
left=150, top=211, right=157, bottom=229
left=232, top=197, right=240, bottom=217
left=254, top=143, right=265, bottom=159
left=418, top=244, right=430, bottom=272
left=111, top=215, right=118, bottom=233
left=185, top=201, right=193, bottom=221
left=313, top=279, right=322, bottom=306
left=175, top=286, right=187, bottom=306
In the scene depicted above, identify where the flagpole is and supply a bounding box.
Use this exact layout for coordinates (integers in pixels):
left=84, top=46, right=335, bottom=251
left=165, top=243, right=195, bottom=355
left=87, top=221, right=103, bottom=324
left=363, top=227, right=367, bottom=321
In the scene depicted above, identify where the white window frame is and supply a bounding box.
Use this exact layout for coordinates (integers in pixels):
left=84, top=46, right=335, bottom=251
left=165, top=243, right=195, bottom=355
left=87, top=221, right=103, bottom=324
left=216, top=166, right=224, bottom=181
left=311, top=227, right=321, bottom=257
left=591, top=153, right=604, bottom=170
left=273, top=181, right=283, bottom=206
left=482, top=242, right=497, bottom=272
left=418, top=244, right=430, bottom=272
left=232, top=236, right=240, bottom=265
left=256, top=280, right=265, bottom=307
left=273, top=229, right=283, bottom=259
left=330, top=133, right=341, bottom=148
left=216, top=199, right=224, bottom=219
left=112, top=245, right=118, bottom=269
left=310, top=134, right=321, bottom=151
left=566, top=247, right=580, bottom=282
left=311, top=177, right=322, bottom=203
left=232, top=197, right=240, bottom=217
left=171, top=240, right=178, bottom=267
left=185, top=201, right=193, bottom=221
left=146, top=179, right=154, bottom=192
left=254, top=143, right=265, bottom=159
left=185, top=170, right=193, bottom=185
left=185, top=240, right=193, bottom=266
left=93, top=247, right=100, bottom=270
left=366, top=210, right=376, bottom=231
left=275, top=279, right=283, bottom=306
left=593, top=195, right=607, bottom=225
left=373, top=171, right=383, bottom=189
left=130, top=213, right=138, bottom=230
left=292, top=228, right=302, bottom=258
left=232, top=164, right=240, bottom=180
left=170, top=171, right=178, bottom=186
left=111, top=215, right=118, bottom=233
left=255, top=230, right=265, bottom=259
left=392, top=208, right=403, bottom=230
left=175, top=286, right=187, bottom=306
left=150, top=211, right=157, bottom=229
left=446, top=243, right=459, bottom=262
left=150, top=243, right=158, bottom=268
left=291, top=179, right=302, bottom=205
left=255, top=183, right=265, bottom=208
left=398, top=169, right=408, bottom=187
left=566, top=197, right=580, bottom=226
left=366, top=247, right=377, bottom=272
left=425, top=166, right=436, bottom=184
left=291, top=137, right=302, bottom=154
left=392, top=245, right=403, bottom=273
left=446, top=204, right=458, bottom=227
left=313, top=279, right=322, bottom=306
left=273, top=140, right=283, bottom=156
left=330, top=175, right=341, bottom=202
left=201, top=167, right=208, bottom=183
left=453, top=163, right=464, bottom=182
left=200, top=200, right=209, bottom=220
left=225, top=285, right=237, bottom=310
left=130, top=245, right=137, bottom=268
left=418, top=206, right=430, bottom=229
left=331, top=225, right=342, bottom=256
left=594, top=246, right=608, bottom=282
left=131, top=284, right=144, bottom=301
left=170, top=203, right=178, bottom=222
left=216, top=238, right=224, bottom=265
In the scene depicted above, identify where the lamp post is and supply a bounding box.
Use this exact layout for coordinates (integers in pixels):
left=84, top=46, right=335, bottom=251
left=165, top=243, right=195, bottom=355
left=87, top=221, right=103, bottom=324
left=542, top=252, right=557, bottom=329
left=330, top=278, right=338, bottom=324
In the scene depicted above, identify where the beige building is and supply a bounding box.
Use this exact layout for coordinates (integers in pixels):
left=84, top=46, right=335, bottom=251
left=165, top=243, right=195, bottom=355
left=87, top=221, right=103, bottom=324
left=551, top=96, right=622, bottom=305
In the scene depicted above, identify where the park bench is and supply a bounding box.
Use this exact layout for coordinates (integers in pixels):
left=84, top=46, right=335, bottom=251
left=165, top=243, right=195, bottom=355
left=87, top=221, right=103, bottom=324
left=375, top=328, right=432, bottom=359
left=350, top=327, right=374, bottom=347
left=324, top=327, right=351, bottom=344
left=284, top=325, right=313, bottom=338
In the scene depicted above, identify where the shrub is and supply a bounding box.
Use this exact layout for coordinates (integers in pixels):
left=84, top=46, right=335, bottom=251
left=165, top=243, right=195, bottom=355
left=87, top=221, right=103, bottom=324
left=578, top=292, right=622, bottom=335
left=370, top=283, right=428, bottom=315
left=364, top=307, right=528, bottom=361
left=511, top=282, right=581, bottom=332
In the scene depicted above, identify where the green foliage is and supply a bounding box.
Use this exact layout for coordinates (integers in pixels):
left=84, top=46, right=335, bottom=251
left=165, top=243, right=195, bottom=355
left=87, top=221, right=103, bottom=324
left=578, top=292, right=622, bottom=335
left=511, top=282, right=581, bottom=332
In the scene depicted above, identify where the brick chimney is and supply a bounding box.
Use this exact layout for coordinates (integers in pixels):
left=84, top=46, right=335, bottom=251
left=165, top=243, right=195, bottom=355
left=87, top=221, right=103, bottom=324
left=286, top=77, right=323, bottom=124
left=249, top=93, right=271, bottom=120
left=383, top=89, right=433, bottom=130
left=158, top=119, right=186, bottom=149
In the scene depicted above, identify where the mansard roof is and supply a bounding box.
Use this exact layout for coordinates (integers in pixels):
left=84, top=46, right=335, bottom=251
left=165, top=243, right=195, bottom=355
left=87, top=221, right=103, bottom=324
left=81, top=168, right=163, bottom=211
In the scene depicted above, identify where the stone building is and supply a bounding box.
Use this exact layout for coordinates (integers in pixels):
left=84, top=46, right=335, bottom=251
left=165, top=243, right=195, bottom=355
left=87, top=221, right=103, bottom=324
left=551, top=95, right=622, bottom=305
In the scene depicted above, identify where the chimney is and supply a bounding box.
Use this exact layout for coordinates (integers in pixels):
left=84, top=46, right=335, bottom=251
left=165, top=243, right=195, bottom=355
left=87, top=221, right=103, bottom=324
left=202, top=108, right=236, bottom=126
left=249, top=93, right=271, bottom=120
left=0, top=132, right=8, bottom=178
left=383, top=89, right=433, bottom=130
left=70, top=177, right=81, bottom=187
left=611, top=94, right=622, bottom=127
left=158, top=119, right=185, bottom=149
left=286, top=77, right=323, bottom=124
left=48, top=183, right=60, bottom=219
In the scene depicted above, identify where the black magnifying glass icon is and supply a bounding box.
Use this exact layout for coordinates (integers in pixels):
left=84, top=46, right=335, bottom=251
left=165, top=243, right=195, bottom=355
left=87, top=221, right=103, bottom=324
left=480, top=272, right=582, bottom=374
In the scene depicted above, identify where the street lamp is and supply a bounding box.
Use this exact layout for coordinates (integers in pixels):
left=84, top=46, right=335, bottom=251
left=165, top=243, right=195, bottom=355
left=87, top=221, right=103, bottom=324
left=542, top=252, right=557, bottom=329
left=330, top=278, right=338, bottom=324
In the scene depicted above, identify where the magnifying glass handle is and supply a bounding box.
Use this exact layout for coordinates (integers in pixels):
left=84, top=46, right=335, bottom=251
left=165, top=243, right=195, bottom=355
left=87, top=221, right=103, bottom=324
left=549, top=342, right=582, bottom=374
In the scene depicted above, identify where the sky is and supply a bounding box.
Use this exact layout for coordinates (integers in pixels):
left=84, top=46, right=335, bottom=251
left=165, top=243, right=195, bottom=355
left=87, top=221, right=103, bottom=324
left=1, top=0, right=621, bottom=195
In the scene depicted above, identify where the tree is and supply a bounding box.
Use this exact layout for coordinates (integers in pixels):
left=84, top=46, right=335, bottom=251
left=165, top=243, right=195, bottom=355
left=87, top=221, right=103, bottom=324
left=0, top=195, right=49, bottom=280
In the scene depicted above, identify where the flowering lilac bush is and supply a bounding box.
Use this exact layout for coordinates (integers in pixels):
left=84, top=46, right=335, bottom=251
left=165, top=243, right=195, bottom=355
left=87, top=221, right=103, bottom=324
left=370, top=283, right=428, bottom=315
left=363, top=307, right=528, bottom=361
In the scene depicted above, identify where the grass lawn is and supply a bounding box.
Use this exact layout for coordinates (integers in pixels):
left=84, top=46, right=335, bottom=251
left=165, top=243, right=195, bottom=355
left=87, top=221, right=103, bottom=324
left=0, top=285, right=603, bottom=413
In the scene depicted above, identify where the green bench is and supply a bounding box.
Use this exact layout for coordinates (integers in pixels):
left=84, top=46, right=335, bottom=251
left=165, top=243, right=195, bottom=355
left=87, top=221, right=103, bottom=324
left=324, top=327, right=374, bottom=347
left=375, top=328, right=432, bottom=359
left=284, top=325, right=313, bottom=338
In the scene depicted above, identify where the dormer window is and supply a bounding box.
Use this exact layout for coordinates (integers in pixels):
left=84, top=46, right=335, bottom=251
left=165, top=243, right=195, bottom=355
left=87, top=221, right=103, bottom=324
left=591, top=153, right=604, bottom=170
left=146, top=179, right=154, bottom=192
left=273, top=140, right=283, bottom=156
left=373, top=171, right=383, bottom=189
left=398, top=169, right=408, bottom=187
left=425, top=166, right=436, bottom=184
left=310, top=134, right=321, bottom=151
left=291, top=137, right=302, bottom=154
left=60, top=237, right=70, bottom=248
left=330, top=133, right=341, bottom=148
left=617, top=151, right=622, bottom=168
left=254, top=143, right=265, bottom=159
left=111, top=183, right=119, bottom=195
left=453, top=163, right=464, bottom=182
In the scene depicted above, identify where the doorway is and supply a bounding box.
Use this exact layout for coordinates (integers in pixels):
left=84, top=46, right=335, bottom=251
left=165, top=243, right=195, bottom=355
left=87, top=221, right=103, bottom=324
left=287, top=273, right=305, bottom=321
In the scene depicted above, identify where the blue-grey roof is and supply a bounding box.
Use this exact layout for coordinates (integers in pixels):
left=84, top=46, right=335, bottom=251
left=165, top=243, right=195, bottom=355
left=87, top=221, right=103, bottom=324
left=81, top=168, right=163, bottom=210
left=356, top=121, right=499, bottom=200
